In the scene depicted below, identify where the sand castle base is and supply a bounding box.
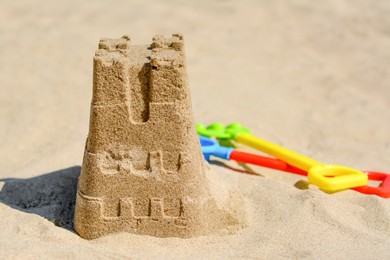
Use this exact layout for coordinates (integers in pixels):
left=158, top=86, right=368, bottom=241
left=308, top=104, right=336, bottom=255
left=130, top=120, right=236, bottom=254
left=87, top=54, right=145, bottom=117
left=75, top=163, right=245, bottom=239
left=74, top=34, right=245, bottom=239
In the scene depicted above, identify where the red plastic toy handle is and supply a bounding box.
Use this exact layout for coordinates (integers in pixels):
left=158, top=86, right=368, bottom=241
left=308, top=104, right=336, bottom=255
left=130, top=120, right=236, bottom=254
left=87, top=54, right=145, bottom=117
left=352, top=172, right=390, bottom=198
left=229, top=150, right=306, bottom=175
left=284, top=164, right=307, bottom=176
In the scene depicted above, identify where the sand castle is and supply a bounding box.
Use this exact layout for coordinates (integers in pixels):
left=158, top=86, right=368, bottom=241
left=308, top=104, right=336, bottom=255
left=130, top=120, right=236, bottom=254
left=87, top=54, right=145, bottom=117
left=74, top=34, right=244, bottom=239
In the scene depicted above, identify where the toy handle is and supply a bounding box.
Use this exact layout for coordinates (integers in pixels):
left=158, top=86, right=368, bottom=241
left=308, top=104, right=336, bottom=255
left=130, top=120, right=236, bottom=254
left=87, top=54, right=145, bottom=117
left=284, top=165, right=307, bottom=176
left=235, top=134, right=322, bottom=171
left=229, top=150, right=306, bottom=175
left=352, top=172, right=390, bottom=198
left=229, top=150, right=285, bottom=169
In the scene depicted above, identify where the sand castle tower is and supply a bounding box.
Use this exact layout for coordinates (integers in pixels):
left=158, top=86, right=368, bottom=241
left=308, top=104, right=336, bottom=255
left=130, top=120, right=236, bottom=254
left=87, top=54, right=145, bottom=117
left=74, top=34, right=244, bottom=239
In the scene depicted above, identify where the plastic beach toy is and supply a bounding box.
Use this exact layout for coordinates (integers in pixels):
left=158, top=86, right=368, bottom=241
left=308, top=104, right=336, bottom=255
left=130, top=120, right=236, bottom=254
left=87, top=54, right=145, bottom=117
left=197, top=122, right=368, bottom=192
left=352, top=172, right=390, bottom=198
left=201, top=135, right=390, bottom=197
left=199, top=136, right=305, bottom=175
left=200, top=135, right=390, bottom=198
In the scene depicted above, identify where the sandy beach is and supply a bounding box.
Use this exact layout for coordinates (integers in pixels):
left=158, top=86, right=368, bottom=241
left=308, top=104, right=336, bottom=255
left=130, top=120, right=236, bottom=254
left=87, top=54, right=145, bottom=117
left=1, top=0, right=390, bottom=258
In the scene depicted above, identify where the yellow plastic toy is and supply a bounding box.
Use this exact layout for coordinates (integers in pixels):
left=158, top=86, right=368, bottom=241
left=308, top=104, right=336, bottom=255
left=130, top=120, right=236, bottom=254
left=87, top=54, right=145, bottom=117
left=196, top=123, right=368, bottom=192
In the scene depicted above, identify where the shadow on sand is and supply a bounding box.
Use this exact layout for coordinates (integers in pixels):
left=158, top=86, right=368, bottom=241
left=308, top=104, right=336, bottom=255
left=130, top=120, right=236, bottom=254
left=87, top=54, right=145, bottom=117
left=0, top=166, right=80, bottom=231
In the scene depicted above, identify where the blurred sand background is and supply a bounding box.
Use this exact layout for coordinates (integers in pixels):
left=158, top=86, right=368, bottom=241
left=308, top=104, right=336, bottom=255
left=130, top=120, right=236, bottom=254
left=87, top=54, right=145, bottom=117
left=1, top=0, right=390, bottom=258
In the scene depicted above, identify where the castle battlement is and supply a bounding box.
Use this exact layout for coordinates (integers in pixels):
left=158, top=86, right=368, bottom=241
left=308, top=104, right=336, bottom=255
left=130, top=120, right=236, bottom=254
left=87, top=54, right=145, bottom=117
left=98, top=35, right=131, bottom=51
left=151, top=33, right=184, bottom=51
